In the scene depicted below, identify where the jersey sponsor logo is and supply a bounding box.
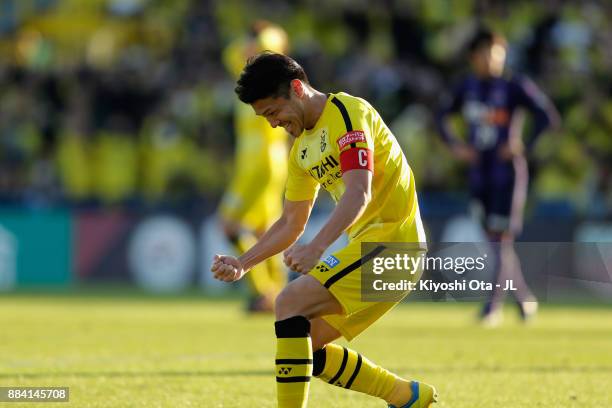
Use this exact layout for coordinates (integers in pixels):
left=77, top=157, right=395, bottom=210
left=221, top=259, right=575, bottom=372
left=463, top=101, right=487, bottom=122
left=301, top=148, right=308, bottom=159
left=323, top=255, right=340, bottom=268
left=486, top=108, right=509, bottom=126
left=308, top=154, right=339, bottom=179
left=320, top=170, right=343, bottom=189
left=339, top=147, right=373, bottom=172
left=463, top=101, right=509, bottom=126
left=337, top=130, right=366, bottom=150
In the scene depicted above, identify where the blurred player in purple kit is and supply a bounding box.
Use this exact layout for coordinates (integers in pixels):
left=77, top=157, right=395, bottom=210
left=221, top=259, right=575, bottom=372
left=436, top=28, right=560, bottom=325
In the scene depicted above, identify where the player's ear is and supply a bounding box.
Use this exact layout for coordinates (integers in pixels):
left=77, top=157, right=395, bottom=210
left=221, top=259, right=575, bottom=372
left=290, top=79, right=304, bottom=98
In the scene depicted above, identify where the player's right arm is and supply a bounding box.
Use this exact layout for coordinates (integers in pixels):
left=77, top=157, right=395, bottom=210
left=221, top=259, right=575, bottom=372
left=435, top=81, right=478, bottom=163
left=211, top=198, right=314, bottom=282
left=212, top=138, right=319, bottom=283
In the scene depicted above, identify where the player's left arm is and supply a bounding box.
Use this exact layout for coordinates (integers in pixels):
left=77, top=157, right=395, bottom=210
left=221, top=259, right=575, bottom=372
left=284, top=139, right=373, bottom=274
left=312, top=168, right=371, bottom=246
left=284, top=169, right=372, bottom=274
left=515, top=77, right=561, bottom=152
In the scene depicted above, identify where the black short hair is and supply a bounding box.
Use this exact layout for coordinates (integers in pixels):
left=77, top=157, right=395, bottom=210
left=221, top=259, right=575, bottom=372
left=235, top=52, right=308, bottom=104
left=468, top=27, right=506, bottom=54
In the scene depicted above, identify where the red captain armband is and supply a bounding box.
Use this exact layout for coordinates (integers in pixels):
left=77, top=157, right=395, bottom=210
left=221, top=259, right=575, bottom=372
left=340, top=148, right=373, bottom=172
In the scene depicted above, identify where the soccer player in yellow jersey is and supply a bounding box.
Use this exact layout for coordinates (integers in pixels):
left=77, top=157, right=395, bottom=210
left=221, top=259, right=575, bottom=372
left=218, top=23, right=289, bottom=311
left=211, top=53, right=438, bottom=407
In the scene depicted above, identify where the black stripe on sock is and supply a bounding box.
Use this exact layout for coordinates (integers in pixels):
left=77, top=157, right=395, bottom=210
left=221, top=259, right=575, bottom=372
left=324, top=245, right=386, bottom=289
left=312, top=348, right=326, bottom=377
left=328, top=347, right=349, bottom=385
left=345, top=353, right=362, bottom=389
left=331, top=97, right=353, bottom=132
left=276, top=376, right=311, bottom=383
left=275, top=359, right=313, bottom=365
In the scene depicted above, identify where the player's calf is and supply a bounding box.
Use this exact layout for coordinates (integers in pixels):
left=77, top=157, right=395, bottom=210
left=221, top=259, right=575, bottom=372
left=312, top=343, right=438, bottom=407
left=275, top=316, right=312, bottom=407
left=273, top=276, right=343, bottom=407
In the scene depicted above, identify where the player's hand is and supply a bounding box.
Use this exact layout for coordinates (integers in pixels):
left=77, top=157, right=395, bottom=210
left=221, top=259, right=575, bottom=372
left=283, top=244, right=323, bottom=274
left=498, top=139, right=524, bottom=161
left=211, top=254, right=246, bottom=282
left=451, top=144, right=478, bottom=164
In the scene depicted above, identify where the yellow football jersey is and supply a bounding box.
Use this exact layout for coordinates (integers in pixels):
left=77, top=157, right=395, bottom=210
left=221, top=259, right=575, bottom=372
left=220, top=100, right=288, bottom=231
left=220, top=34, right=289, bottom=231
left=286, top=92, right=424, bottom=243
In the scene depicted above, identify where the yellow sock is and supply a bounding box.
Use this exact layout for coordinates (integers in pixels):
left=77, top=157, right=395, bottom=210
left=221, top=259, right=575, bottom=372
left=313, top=343, right=413, bottom=406
left=275, top=316, right=312, bottom=408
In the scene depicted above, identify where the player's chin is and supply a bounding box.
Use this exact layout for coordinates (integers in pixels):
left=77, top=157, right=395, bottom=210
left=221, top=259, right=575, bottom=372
left=286, top=123, right=301, bottom=137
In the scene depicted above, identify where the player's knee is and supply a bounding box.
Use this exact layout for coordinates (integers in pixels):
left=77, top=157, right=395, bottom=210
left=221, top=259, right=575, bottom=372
left=274, top=287, right=298, bottom=320
left=275, top=284, right=315, bottom=320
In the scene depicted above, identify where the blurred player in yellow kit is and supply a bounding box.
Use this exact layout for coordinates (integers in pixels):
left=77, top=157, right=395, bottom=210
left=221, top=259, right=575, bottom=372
left=218, top=22, right=289, bottom=312
left=212, top=53, right=437, bottom=407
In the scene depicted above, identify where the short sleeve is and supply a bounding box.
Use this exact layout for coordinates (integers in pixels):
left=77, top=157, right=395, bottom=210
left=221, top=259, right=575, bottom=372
left=332, top=100, right=374, bottom=172
left=285, top=142, right=320, bottom=201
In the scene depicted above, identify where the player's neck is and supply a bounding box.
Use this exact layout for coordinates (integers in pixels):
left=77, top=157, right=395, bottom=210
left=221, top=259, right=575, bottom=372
left=475, top=69, right=504, bottom=80
left=303, top=90, right=328, bottom=130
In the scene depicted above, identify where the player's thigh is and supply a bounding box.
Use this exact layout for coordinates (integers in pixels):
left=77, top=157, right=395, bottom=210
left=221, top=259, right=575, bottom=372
left=323, top=300, right=399, bottom=341
left=308, top=240, right=386, bottom=316
left=275, top=274, right=343, bottom=320
left=310, top=239, right=423, bottom=341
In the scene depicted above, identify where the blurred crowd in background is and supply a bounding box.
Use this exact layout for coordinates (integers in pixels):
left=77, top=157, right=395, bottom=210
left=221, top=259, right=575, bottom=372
left=0, top=0, right=610, bottom=218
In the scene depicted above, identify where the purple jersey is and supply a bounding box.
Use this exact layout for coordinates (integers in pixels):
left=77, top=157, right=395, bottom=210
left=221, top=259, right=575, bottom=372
left=437, top=74, right=556, bottom=159
left=436, top=74, right=558, bottom=231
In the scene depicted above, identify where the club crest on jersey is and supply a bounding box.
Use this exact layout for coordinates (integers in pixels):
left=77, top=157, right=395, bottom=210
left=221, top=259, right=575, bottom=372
left=320, top=130, right=327, bottom=152
left=337, top=130, right=366, bottom=150
left=323, top=255, right=340, bottom=268
left=301, top=148, right=308, bottom=159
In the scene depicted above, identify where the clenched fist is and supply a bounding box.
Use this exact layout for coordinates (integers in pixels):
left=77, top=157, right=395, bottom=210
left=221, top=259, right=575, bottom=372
left=283, top=243, right=323, bottom=274
left=211, top=254, right=246, bottom=282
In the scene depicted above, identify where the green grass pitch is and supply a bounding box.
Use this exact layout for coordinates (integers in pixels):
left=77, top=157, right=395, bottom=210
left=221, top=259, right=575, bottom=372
left=1, top=292, right=611, bottom=407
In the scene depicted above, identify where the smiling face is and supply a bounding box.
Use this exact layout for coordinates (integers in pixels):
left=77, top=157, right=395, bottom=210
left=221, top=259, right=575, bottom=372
left=251, top=91, right=306, bottom=138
